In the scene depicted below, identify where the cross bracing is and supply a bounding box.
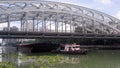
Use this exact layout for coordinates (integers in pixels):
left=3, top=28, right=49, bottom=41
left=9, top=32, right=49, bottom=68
left=0, top=0, right=120, bottom=36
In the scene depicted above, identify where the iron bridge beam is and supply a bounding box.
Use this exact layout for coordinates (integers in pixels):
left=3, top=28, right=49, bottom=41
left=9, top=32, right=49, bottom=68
left=0, top=31, right=120, bottom=39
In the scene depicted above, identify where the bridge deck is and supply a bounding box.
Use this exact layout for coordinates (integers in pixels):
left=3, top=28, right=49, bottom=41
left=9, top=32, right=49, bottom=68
left=0, top=31, right=120, bottom=39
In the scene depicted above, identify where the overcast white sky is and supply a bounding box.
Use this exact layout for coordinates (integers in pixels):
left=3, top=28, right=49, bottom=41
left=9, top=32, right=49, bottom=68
left=0, top=0, right=120, bottom=43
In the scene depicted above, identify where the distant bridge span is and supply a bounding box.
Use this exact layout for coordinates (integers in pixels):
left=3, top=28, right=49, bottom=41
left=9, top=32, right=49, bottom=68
left=0, top=0, right=120, bottom=38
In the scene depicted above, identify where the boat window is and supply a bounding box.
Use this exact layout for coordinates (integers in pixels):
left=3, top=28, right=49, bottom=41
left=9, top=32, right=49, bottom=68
left=61, top=47, right=64, bottom=50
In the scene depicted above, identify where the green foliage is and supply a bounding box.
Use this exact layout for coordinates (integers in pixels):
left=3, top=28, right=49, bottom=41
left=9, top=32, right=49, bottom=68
left=75, top=26, right=82, bottom=33
left=0, top=62, right=16, bottom=68
left=19, top=53, right=80, bottom=68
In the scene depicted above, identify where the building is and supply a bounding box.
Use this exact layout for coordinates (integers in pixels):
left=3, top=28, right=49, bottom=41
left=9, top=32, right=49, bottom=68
left=2, top=26, right=19, bottom=45
left=22, top=22, right=34, bottom=32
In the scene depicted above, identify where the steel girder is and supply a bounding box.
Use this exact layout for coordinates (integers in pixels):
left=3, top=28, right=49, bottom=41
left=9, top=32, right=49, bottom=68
left=0, top=0, right=120, bottom=35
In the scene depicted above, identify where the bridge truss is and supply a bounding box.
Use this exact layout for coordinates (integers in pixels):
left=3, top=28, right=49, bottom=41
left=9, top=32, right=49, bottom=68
left=0, top=0, right=120, bottom=38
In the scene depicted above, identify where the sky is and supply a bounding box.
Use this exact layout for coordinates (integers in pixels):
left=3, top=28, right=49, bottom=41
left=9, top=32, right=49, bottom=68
left=47, top=0, right=120, bottom=19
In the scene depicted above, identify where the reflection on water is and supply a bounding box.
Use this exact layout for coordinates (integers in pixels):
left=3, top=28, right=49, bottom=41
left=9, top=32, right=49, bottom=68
left=18, top=53, right=81, bottom=68
left=0, top=47, right=2, bottom=62
left=0, top=46, right=18, bottom=68
left=1, top=46, right=120, bottom=68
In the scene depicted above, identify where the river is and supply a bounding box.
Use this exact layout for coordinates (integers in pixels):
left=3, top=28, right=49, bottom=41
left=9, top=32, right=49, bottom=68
left=0, top=46, right=120, bottom=68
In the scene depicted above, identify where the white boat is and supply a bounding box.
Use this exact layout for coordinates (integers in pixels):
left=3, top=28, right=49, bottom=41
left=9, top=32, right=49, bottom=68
left=52, top=43, right=88, bottom=55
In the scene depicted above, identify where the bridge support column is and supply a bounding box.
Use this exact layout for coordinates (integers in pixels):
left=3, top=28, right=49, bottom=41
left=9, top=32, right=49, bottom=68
left=7, top=15, right=10, bottom=31
left=20, top=19, right=23, bottom=31
left=72, top=20, right=75, bottom=32
left=33, top=18, right=35, bottom=32
left=43, top=18, right=46, bottom=32
left=50, top=18, right=52, bottom=32
left=70, top=15, right=72, bottom=33
left=101, top=24, right=105, bottom=34
left=65, top=21, right=67, bottom=32
left=82, top=20, right=86, bottom=34
left=70, top=22, right=72, bottom=33
left=21, top=12, right=28, bottom=32
left=92, top=20, right=95, bottom=34
left=42, top=18, right=44, bottom=32
left=21, top=19, right=27, bottom=32
left=55, top=19, right=58, bottom=32
left=37, top=16, right=39, bottom=32
left=62, top=21, right=64, bottom=32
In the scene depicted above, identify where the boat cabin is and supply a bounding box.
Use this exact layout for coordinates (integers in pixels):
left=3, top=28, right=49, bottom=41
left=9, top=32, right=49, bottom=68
left=52, top=43, right=88, bottom=54
left=61, top=43, right=80, bottom=52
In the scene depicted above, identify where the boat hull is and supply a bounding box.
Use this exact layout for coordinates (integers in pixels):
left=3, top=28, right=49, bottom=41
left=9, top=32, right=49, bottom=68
left=51, top=49, right=88, bottom=55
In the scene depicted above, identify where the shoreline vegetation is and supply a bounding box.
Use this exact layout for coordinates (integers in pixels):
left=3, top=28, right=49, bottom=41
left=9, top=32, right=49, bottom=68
left=0, top=62, right=16, bottom=68
left=1, top=50, right=120, bottom=68
left=0, top=52, right=80, bottom=68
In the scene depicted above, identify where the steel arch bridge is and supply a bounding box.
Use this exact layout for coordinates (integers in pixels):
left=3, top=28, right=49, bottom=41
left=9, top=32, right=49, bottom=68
left=0, top=0, right=120, bottom=39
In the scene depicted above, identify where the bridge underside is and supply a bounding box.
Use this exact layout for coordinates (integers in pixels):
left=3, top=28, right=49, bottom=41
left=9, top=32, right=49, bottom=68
left=0, top=0, right=120, bottom=38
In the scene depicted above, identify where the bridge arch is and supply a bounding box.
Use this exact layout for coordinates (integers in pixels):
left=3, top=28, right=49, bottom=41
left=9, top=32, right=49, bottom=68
left=0, top=0, right=120, bottom=35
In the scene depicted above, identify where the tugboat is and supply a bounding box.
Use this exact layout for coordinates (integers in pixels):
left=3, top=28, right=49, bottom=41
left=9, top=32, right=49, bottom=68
left=51, top=43, right=88, bottom=55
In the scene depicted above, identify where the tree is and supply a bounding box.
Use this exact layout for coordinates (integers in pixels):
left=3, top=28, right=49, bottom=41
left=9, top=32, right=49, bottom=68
left=75, top=26, right=82, bottom=33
